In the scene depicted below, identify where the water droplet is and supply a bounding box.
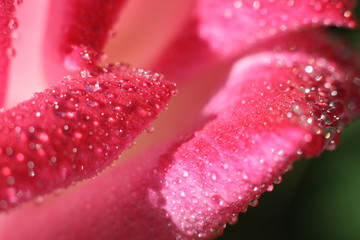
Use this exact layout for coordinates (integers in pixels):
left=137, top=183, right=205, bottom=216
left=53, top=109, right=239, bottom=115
left=145, top=125, right=155, bottom=134
left=50, top=156, right=57, bottom=163
left=253, top=0, right=261, bottom=10
left=86, top=98, right=99, bottom=107
left=222, top=163, right=229, bottom=169
left=108, top=117, right=116, bottom=123
left=212, top=195, right=225, bottom=206
left=1, top=167, right=11, bottom=176
left=273, top=176, right=282, bottom=184
left=229, top=215, right=238, bottom=225
left=249, top=199, right=259, bottom=207
left=27, top=126, right=37, bottom=134
left=7, top=176, right=15, bottom=185
left=84, top=81, right=101, bottom=92
left=80, top=70, right=90, bottom=78
left=0, top=200, right=8, bottom=209
left=312, top=2, right=323, bottom=12
left=33, top=196, right=44, bottom=205
left=5, top=147, right=13, bottom=156
left=6, top=47, right=16, bottom=57
left=344, top=10, right=351, bottom=18
left=267, top=184, right=274, bottom=192
left=27, top=161, right=35, bottom=169
left=38, top=132, right=49, bottom=142
left=28, top=170, right=35, bottom=177
left=8, top=18, right=18, bottom=30
left=15, top=153, right=25, bottom=162
left=211, top=173, right=217, bottom=181
left=233, top=0, right=242, bottom=8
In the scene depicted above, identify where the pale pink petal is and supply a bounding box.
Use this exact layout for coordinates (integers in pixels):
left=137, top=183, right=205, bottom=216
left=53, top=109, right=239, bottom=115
left=43, top=0, right=127, bottom=85
left=0, top=64, right=176, bottom=210
left=0, top=0, right=16, bottom=107
left=1, top=34, right=358, bottom=239
left=154, top=0, right=357, bottom=82
left=6, top=0, right=49, bottom=107
left=104, top=0, right=196, bottom=68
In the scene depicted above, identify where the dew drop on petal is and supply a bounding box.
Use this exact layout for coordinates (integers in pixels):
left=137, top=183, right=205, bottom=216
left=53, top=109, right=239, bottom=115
left=249, top=199, right=259, bottom=207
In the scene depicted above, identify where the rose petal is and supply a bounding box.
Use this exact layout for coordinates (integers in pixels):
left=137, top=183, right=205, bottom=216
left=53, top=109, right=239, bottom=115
left=6, top=1, right=49, bottom=107
left=0, top=0, right=16, bottom=107
left=1, top=34, right=358, bottom=239
left=151, top=50, right=359, bottom=238
left=43, top=0, right=128, bottom=85
left=154, top=0, right=357, bottom=82
left=104, top=0, right=195, bottom=68
left=0, top=64, right=176, bottom=210
left=198, top=0, right=356, bottom=56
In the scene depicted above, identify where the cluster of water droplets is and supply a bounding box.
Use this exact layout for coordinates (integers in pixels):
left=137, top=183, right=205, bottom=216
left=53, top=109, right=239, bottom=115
left=273, top=56, right=358, bottom=153
left=153, top=43, right=360, bottom=238
left=64, top=45, right=100, bottom=72
left=0, top=63, right=176, bottom=210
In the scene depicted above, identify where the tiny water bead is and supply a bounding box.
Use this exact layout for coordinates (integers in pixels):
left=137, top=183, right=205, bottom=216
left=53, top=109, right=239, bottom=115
left=152, top=45, right=360, bottom=238
left=0, top=63, right=176, bottom=210
left=248, top=199, right=259, bottom=207
left=0, top=0, right=358, bottom=238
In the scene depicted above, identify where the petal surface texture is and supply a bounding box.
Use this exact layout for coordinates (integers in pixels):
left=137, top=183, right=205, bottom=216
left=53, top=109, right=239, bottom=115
left=1, top=34, right=359, bottom=239
left=0, top=64, right=176, bottom=210
left=154, top=0, right=357, bottom=81
left=0, top=0, right=16, bottom=107
left=197, top=0, right=356, bottom=55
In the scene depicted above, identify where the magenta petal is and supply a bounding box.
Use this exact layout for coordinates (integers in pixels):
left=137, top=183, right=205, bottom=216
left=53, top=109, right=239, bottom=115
left=154, top=0, right=357, bottom=82
left=1, top=36, right=358, bottom=239
left=0, top=0, right=16, bottom=107
left=197, top=0, right=356, bottom=56
left=0, top=64, right=176, bottom=210
left=43, top=0, right=127, bottom=84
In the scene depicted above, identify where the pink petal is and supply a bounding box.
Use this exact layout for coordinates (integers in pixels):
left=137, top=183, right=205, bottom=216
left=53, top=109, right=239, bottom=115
left=154, top=0, right=357, bottom=82
left=0, top=0, right=16, bottom=107
left=6, top=1, right=49, bottom=106
left=43, top=0, right=127, bottom=85
left=104, top=0, right=196, bottom=68
left=1, top=34, right=358, bottom=239
left=198, top=0, right=356, bottom=55
left=0, top=64, right=176, bottom=210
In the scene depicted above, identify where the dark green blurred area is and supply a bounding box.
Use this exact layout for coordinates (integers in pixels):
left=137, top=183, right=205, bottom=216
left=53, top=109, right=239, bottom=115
left=220, top=120, right=360, bottom=240
left=219, top=3, right=360, bottom=239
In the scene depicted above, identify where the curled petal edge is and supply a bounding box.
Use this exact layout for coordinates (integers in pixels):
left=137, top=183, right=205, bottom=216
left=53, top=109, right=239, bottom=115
left=1, top=37, right=359, bottom=239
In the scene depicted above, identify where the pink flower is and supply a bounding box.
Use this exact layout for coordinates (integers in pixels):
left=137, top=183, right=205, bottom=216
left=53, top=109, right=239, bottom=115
left=0, top=0, right=359, bottom=239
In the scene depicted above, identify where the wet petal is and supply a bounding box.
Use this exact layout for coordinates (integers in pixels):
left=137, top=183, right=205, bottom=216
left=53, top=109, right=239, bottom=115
left=154, top=0, right=357, bottom=82
left=0, top=0, right=17, bottom=107
left=198, top=0, right=356, bottom=55
left=1, top=33, right=358, bottom=239
left=0, top=64, right=176, bottom=210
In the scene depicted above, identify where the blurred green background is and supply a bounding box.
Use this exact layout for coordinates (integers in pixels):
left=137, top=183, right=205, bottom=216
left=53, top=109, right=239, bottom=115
left=220, top=120, right=360, bottom=240
left=219, top=4, right=360, bottom=239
